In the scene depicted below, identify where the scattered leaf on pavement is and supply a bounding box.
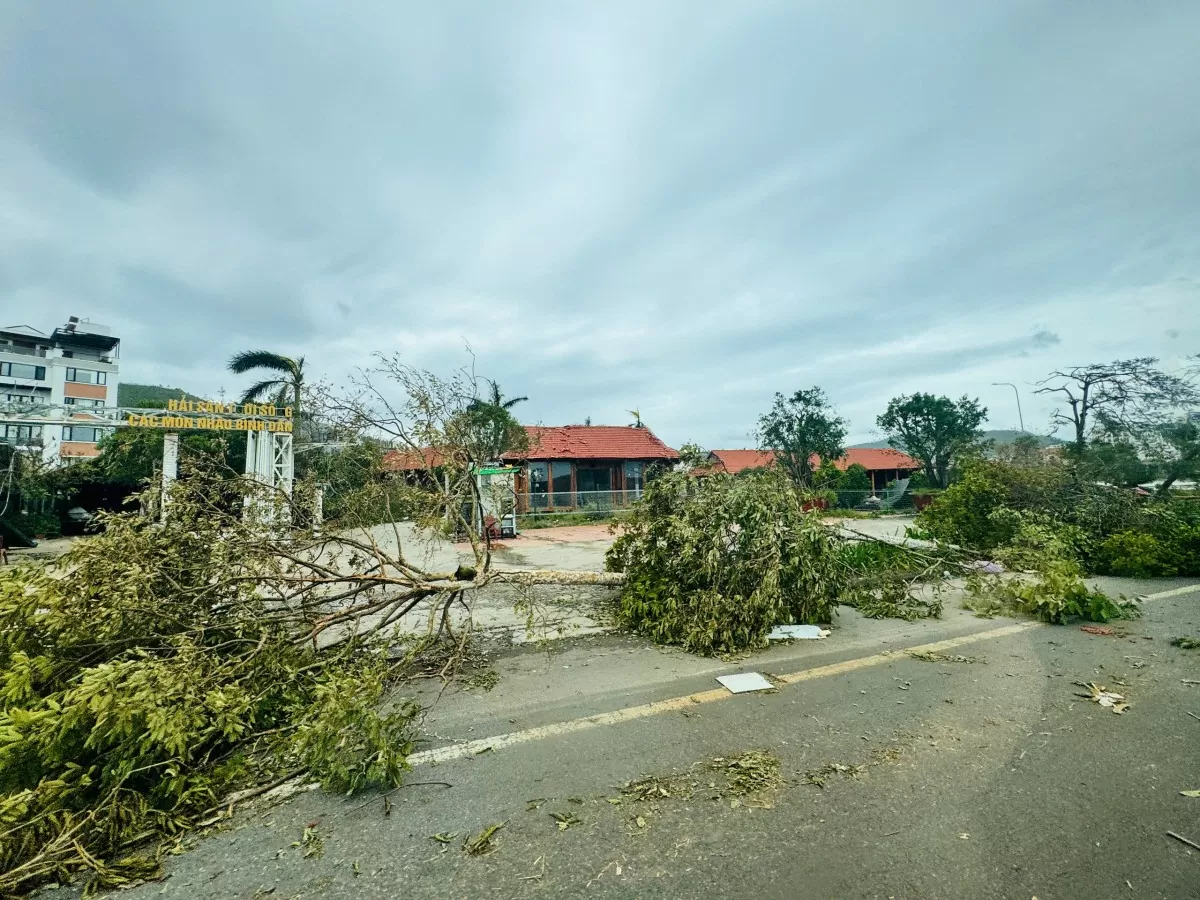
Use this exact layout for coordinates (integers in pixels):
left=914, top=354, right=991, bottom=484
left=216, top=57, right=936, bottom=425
left=550, top=812, right=582, bottom=830
left=429, top=832, right=459, bottom=844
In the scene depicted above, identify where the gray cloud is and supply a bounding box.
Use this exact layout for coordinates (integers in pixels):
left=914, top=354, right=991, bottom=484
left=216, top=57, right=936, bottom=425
left=2, top=0, right=1199, bottom=446
left=1031, top=331, right=1061, bottom=349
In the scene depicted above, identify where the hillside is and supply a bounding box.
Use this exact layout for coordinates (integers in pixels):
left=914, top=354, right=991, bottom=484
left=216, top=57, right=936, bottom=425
left=850, top=430, right=1064, bottom=451
left=118, top=383, right=206, bottom=408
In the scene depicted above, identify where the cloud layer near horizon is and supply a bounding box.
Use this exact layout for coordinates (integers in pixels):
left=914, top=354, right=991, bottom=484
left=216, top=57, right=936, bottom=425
left=3, top=0, right=1198, bottom=447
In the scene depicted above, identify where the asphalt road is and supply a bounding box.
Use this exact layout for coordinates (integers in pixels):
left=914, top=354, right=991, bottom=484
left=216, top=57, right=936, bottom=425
left=66, top=578, right=1200, bottom=900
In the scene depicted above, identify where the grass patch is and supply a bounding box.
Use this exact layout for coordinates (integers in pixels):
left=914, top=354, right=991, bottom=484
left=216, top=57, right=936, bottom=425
left=1170, top=636, right=1200, bottom=650
left=518, top=511, right=630, bottom=530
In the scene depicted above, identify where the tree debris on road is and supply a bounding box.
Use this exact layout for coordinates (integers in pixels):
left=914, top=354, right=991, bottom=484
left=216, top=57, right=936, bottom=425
left=462, top=823, right=505, bottom=856
left=907, top=650, right=980, bottom=663
left=1075, top=682, right=1130, bottom=714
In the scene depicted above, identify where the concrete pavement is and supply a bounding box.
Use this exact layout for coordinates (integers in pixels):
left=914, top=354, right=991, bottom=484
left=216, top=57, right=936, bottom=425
left=78, top=577, right=1200, bottom=900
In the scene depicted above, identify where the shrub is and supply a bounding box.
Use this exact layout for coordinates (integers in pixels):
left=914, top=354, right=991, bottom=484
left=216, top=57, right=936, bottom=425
left=836, top=463, right=871, bottom=509
left=5, top=512, right=61, bottom=539
left=1095, top=531, right=1180, bottom=577
left=606, top=470, right=845, bottom=655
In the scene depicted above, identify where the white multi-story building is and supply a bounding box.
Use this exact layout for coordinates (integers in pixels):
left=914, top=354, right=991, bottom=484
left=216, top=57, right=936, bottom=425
left=0, top=317, right=121, bottom=465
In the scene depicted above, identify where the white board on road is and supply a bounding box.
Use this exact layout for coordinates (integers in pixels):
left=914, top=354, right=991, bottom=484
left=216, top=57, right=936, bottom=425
left=717, top=672, right=774, bottom=694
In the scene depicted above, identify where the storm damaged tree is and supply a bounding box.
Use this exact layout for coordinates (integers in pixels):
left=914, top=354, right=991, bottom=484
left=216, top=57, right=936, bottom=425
left=606, top=468, right=849, bottom=655
left=757, top=387, right=847, bottom=488
left=0, top=357, right=612, bottom=896
left=1143, top=419, right=1200, bottom=497
left=876, top=393, right=988, bottom=489
left=1034, top=357, right=1199, bottom=453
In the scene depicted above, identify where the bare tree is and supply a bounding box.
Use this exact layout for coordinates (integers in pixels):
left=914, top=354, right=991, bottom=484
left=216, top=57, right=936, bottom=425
left=1034, top=358, right=1199, bottom=452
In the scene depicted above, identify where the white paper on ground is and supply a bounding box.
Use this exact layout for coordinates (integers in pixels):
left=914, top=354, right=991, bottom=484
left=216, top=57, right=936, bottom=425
left=767, top=625, right=830, bottom=640
left=717, top=672, right=775, bottom=694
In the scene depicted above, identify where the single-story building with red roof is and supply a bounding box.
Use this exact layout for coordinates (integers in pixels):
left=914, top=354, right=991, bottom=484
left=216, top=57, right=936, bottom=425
left=702, top=447, right=920, bottom=493
left=380, top=424, right=680, bottom=512
left=503, top=425, right=679, bottom=512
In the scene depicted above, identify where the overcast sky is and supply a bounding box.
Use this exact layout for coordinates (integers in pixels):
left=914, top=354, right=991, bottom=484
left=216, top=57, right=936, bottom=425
left=2, top=1, right=1198, bottom=447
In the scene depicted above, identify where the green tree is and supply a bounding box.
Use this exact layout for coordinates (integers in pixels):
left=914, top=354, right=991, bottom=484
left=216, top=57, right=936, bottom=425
left=457, top=380, right=530, bottom=461
left=1072, top=438, right=1155, bottom=487
left=836, top=462, right=871, bottom=508
left=676, top=442, right=710, bottom=470
left=449, top=403, right=528, bottom=463
left=757, top=387, right=847, bottom=488
left=996, top=433, right=1045, bottom=468
left=228, top=350, right=306, bottom=416
left=876, top=393, right=988, bottom=489
left=95, top=428, right=247, bottom=484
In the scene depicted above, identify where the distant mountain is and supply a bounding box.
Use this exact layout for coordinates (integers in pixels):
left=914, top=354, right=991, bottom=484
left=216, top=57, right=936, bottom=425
left=850, top=430, right=1064, bottom=451
left=118, top=383, right=206, bottom=408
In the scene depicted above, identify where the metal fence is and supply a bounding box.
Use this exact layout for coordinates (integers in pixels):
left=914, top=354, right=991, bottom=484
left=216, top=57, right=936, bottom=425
left=522, top=488, right=643, bottom=514
left=513, top=483, right=935, bottom=524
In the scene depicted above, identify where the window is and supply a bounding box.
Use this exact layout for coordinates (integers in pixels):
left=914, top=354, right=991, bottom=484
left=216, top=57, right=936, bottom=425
left=624, top=461, right=644, bottom=499
left=2, top=424, right=42, bottom=444
left=5, top=394, right=35, bottom=404
left=0, top=362, right=46, bottom=380
left=551, top=461, right=573, bottom=507
left=576, top=466, right=613, bottom=508
left=64, top=397, right=105, bottom=408
left=62, top=426, right=104, bottom=443
left=528, top=462, right=549, bottom=510
left=65, top=368, right=106, bottom=385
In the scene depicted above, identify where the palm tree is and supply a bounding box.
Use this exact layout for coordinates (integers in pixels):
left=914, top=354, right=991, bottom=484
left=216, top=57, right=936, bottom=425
left=469, top=380, right=527, bottom=412
left=227, top=350, right=305, bottom=417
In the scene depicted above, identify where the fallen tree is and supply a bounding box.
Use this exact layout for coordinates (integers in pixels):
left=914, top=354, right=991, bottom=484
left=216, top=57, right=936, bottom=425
left=0, top=360, right=620, bottom=896
left=604, top=468, right=947, bottom=655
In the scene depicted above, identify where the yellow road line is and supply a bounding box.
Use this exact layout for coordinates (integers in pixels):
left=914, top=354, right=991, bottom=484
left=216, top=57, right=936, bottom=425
left=408, top=584, right=1198, bottom=767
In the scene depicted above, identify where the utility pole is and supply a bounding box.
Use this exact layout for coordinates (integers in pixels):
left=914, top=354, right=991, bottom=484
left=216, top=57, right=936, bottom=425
left=992, top=382, right=1025, bottom=433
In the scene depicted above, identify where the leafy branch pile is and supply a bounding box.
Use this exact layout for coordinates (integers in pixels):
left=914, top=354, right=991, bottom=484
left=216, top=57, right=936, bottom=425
left=834, top=540, right=947, bottom=621
left=0, top=478, right=421, bottom=896
left=916, top=459, right=1197, bottom=622
left=605, top=470, right=852, bottom=655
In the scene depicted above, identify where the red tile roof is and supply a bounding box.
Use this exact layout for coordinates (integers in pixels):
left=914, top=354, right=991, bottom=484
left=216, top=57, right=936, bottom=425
left=839, top=448, right=921, bottom=472
left=706, top=449, right=776, bottom=474
left=505, top=425, right=679, bottom=461
left=381, top=447, right=448, bottom=471
left=707, top=447, right=919, bottom=475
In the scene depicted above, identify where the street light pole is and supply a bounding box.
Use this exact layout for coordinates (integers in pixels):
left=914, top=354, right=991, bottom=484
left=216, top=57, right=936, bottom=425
left=992, top=382, right=1025, bottom=433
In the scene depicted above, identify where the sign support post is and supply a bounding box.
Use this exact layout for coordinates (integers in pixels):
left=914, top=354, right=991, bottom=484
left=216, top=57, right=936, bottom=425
left=161, top=432, right=179, bottom=523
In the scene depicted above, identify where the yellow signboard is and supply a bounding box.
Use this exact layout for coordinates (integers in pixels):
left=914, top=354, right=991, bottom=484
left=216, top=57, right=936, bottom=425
left=166, top=399, right=292, bottom=417
left=125, top=414, right=293, bottom=433
left=124, top=399, right=295, bottom=432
